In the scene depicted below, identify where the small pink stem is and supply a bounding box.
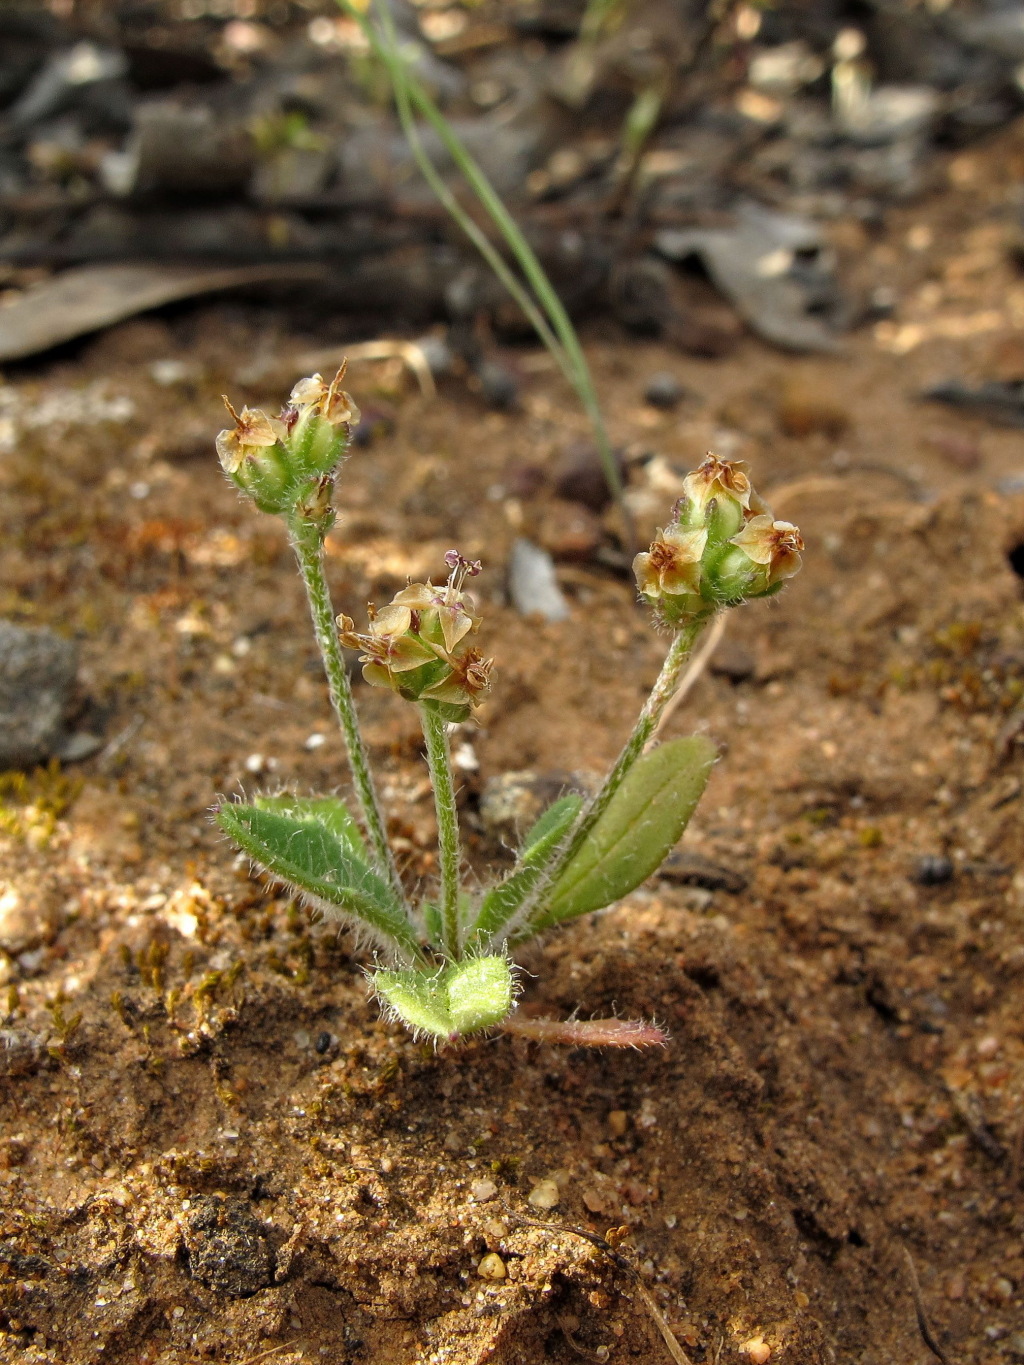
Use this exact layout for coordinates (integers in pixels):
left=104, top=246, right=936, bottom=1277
left=500, top=1017, right=667, bottom=1048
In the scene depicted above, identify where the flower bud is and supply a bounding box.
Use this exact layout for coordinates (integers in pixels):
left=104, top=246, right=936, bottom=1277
left=216, top=364, right=359, bottom=518
left=633, top=453, right=803, bottom=627
left=338, top=551, right=492, bottom=722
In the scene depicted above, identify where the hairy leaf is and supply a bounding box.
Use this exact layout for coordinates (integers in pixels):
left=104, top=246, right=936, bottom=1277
left=217, top=801, right=418, bottom=957
left=373, top=956, right=514, bottom=1039
left=446, top=956, right=514, bottom=1034
left=254, top=794, right=367, bottom=857
left=471, top=793, right=582, bottom=943
left=373, top=967, right=453, bottom=1039
left=537, top=736, right=716, bottom=926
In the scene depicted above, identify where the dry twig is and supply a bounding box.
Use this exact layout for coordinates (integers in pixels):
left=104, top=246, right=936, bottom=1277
left=902, top=1246, right=952, bottom=1365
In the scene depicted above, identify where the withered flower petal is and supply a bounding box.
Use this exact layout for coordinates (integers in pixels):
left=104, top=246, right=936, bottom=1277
left=421, top=649, right=493, bottom=707
left=216, top=401, right=286, bottom=474
left=682, top=453, right=758, bottom=513
left=288, top=365, right=360, bottom=427
left=634, top=525, right=708, bottom=598
left=729, top=515, right=804, bottom=584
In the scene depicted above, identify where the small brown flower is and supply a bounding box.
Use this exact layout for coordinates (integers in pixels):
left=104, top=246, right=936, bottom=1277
left=728, top=515, right=804, bottom=585
left=337, top=603, right=438, bottom=682
left=215, top=400, right=285, bottom=474
left=681, top=454, right=768, bottom=516
left=392, top=581, right=480, bottom=654
left=287, top=364, right=359, bottom=428
left=633, top=525, right=709, bottom=598
left=421, top=648, right=493, bottom=708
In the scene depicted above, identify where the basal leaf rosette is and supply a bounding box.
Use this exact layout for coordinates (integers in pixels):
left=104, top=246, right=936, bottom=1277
left=633, top=453, right=803, bottom=628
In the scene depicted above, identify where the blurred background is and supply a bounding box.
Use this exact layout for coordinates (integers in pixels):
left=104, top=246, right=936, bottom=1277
left=3, top=9, right=1024, bottom=1365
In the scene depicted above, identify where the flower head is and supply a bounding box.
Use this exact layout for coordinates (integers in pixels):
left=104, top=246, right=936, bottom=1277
left=635, top=453, right=803, bottom=627
left=337, top=551, right=491, bottom=720
left=216, top=364, right=357, bottom=518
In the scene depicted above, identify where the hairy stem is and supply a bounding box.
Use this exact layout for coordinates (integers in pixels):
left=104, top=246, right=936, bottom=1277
left=419, top=704, right=462, bottom=960
left=512, top=618, right=709, bottom=940
left=288, top=515, right=406, bottom=908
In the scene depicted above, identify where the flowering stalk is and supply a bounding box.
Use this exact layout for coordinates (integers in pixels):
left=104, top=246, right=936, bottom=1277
left=504, top=454, right=803, bottom=942
left=418, top=703, right=462, bottom=959
left=216, top=367, right=404, bottom=906
left=288, top=513, right=404, bottom=906
left=511, top=619, right=706, bottom=940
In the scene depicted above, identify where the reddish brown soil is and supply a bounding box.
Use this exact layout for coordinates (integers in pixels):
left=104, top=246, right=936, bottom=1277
left=2, top=123, right=1024, bottom=1365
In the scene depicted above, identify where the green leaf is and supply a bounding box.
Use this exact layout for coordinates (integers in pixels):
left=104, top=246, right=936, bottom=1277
left=522, top=794, right=583, bottom=856
left=537, top=736, right=716, bottom=927
left=217, top=801, right=419, bottom=958
left=446, top=957, right=514, bottom=1034
left=471, top=794, right=582, bottom=943
left=422, top=900, right=442, bottom=944
left=374, top=967, right=453, bottom=1039
left=372, top=956, right=514, bottom=1040
left=253, top=794, right=367, bottom=857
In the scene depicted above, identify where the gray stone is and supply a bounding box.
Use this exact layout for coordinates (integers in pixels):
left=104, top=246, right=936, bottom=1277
left=0, top=622, right=78, bottom=769
left=508, top=538, right=569, bottom=622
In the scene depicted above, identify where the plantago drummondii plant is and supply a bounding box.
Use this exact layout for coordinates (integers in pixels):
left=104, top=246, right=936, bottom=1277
left=213, top=368, right=803, bottom=1046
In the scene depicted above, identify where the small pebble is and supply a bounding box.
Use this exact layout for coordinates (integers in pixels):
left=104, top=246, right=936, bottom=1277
left=776, top=380, right=849, bottom=439
left=989, top=1277, right=1014, bottom=1303
left=314, top=1031, right=332, bottom=1055
left=508, top=539, right=569, bottom=622
left=644, top=372, right=686, bottom=409
left=477, top=1252, right=507, bottom=1281
left=533, top=499, right=603, bottom=562
left=709, top=638, right=756, bottom=683
left=527, top=1179, right=560, bottom=1211
left=415, top=333, right=454, bottom=377
left=739, top=1337, right=771, bottom=1363
left=914, top=854, right=953, bottom=886
left=0, top=620, right=79, bottom=769
left=552, top=441, right=623, bottom=512
left=607, top=1110, right=628, bottom=1139
left=476, top=360, right=518, bottom=410
left=470, top=1178, right=498, bottom=1202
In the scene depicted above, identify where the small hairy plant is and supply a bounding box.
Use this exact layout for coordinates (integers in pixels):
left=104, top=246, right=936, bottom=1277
left=213, top=369, right=803, bottom=1046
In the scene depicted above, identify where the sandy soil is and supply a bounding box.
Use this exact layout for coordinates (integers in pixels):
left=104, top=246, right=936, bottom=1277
left=1, top=120, right=1024, bottom=1365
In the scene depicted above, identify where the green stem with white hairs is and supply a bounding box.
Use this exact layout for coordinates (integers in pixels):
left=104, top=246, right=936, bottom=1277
left=418, top=703, right=462, bottom=959
left=288, top=513, right=406, bottom=909
left=508, top=617, right=710, bottom=941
